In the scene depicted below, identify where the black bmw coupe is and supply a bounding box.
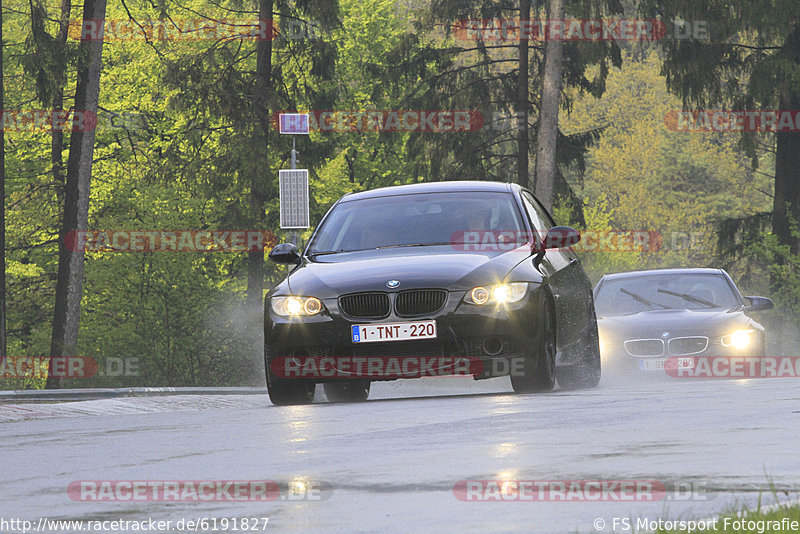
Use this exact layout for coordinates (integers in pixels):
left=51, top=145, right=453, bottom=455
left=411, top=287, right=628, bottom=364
left=264, top=181, right=601, bottom=404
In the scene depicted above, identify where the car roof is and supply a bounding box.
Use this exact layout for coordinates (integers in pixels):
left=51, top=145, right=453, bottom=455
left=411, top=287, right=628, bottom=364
left=341, top=180, right=517, bottom=202
left=600, top=268, right=727, bottom=281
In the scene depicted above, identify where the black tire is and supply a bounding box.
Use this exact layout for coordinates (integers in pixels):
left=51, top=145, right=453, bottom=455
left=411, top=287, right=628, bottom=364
left=267, top=379, right=316, bottom=405
left=323, top=380, right=371, bottom=402
left=264, top=344, right=315, bottom=406
left=511, top=296, right=556, bottom=394
left=556, top=310, right=601, bottom=390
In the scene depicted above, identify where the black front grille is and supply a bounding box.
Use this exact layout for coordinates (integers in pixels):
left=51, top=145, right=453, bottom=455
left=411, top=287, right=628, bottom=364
left=352, top=340, right=444, bottom=358
left=395, top=289, right=447, bottom=317
left=339, top=292, right=390, bottom=318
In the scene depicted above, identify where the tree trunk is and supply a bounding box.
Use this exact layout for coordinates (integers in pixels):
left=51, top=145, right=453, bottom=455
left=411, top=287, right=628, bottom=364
left=533, top=0, right=564, bottom=209
left=772, top=89, right=800, bottom=255
left=772, top=26, right=800, bottom=254
left=0, top=0, right=6, bottom=360
left=246, top=0, right=274, bottom=310
left=517, top=0, right=531, bottom=187
left=47, top=0, right=107, bottom=388
left=51, top=0, right=73, bottom=204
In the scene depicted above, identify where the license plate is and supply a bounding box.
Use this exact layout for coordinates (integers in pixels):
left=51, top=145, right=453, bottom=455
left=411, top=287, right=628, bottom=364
left=639, top=357, right=695, bottom=371
left=352, top=321, right=437, bottom=343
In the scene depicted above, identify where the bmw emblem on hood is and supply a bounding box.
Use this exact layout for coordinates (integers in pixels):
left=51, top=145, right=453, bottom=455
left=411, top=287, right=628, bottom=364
left=661, top=331, right=670, bottom=338
left=386, top=280, right=400, bottom=288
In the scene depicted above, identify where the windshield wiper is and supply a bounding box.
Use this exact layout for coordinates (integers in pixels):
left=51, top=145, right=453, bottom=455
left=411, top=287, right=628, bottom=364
left=657, top=289, right=716, bottom=308
left=307, top=249, right=354, bottom=256
left=620, top=288, right=671, bottom=310
left=374, top=242, right=452, bottom=249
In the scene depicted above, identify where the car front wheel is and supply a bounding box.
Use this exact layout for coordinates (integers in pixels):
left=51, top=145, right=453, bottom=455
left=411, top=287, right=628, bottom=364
left=556, top=316, right=601, bottom=390
left=265, top=344, right=316, bottom=405
left=323, top=380, right=371, bottom=402
left=511, top=296, right=556, bottom=394
left=267, top=379, right=316, bottom=405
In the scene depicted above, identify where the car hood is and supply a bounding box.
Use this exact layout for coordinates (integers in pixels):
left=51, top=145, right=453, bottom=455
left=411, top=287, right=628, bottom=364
left=597, top=308, right=752, bottom=339
left=277, top=246, right=535, bottom=298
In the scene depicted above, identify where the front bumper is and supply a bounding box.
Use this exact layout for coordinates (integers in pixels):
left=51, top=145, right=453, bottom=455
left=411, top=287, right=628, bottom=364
left=600, top=336, right=767, bottom=375
left=264, top=288, right=548, bottom=382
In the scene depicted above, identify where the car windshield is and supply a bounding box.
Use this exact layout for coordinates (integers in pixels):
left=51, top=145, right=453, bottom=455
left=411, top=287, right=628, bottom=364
left=594, top=273, right=741, bottom=316
left=307, top=191, right=527, bottom=254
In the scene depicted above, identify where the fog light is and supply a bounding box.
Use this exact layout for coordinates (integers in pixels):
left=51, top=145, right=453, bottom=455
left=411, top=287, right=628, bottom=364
left=482, top=337, right=504, bottom=356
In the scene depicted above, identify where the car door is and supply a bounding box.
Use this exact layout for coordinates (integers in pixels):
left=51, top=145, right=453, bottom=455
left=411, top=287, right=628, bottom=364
left=519, top=190, right=591, bottom=351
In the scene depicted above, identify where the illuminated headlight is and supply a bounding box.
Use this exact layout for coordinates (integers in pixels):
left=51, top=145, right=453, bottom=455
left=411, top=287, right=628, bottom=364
left=466, top=283, right=527, bottom=305
left=470, top=287, right=490, bottom=305
left=598, top=331, right=611, bottom=358
left=721, top=329, right=754, bottom=349
left=271, top=296, right=325, bottom=317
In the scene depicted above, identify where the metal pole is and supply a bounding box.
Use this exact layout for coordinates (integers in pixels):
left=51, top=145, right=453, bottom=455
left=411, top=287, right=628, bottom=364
left=291, top=137, right=297, bottom=246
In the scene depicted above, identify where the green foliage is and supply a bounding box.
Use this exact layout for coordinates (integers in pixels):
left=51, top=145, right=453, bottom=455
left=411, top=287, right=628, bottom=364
left=561, top=50, right=771, bottom=282
left=2, top=0, right=792, bottom=388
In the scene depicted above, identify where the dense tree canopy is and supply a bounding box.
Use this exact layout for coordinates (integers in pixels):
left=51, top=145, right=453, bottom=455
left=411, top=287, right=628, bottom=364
left=0, top=0, right=791, bottom=387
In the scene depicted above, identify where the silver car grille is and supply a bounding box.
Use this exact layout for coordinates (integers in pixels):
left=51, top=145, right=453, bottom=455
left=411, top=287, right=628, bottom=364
left=624, top=339, right=665, bottom=357
left=667, top=336, right=709, bottom=356
left=624, top=336, right=709, bottom=357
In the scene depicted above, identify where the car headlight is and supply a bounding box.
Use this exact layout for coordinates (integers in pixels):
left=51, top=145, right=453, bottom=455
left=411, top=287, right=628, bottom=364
left=271, top=296, right=325, bottom=317
left=465, top=283, right=528, bottom=305
left=598, top=330, right=612, bottom=359
left=721, top=329, right=754, bottom=349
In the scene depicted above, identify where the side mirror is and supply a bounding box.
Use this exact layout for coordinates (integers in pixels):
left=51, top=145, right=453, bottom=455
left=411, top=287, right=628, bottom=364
left=268, top=243, right=301, bottom=265
left=745, top=296, right=774, bottom=311
left=542, top=226, right=581, bottom=250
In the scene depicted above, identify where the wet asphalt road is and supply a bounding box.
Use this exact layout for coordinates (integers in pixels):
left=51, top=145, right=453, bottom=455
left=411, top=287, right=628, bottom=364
left=1, top=375, right=799, bottom=533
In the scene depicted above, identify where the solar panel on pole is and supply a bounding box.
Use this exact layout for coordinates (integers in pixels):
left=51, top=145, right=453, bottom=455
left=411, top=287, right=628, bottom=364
left=279, top=169, right=309, bottom=229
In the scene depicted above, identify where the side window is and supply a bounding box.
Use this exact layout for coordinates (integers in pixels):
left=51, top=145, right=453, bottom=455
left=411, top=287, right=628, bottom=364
left=520, top=191, right=553, bottom=234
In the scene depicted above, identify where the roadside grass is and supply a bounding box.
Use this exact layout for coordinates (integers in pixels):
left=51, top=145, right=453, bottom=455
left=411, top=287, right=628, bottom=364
left=656, top=496, right=800, bottom=533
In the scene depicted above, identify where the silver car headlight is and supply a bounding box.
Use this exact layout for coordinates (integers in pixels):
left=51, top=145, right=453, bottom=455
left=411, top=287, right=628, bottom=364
left=271, top=296, right=325, bottom=317
left=721, top=329, right=755, bottom=350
